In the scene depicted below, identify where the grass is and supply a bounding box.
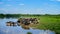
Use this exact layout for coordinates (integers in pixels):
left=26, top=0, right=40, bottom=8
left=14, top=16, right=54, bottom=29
left=23, top=16, right=60, bottom=34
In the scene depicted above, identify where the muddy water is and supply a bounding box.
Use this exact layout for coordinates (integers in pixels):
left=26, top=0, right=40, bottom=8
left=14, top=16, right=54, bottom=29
left=0, top=18, right=55, bottom=34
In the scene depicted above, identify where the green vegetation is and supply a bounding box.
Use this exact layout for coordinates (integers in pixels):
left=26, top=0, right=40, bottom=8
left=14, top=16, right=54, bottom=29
left=27, top=32, right=32, bottom=34
left=29, top=16, right=60, bottom=34
left=0, top=14, right=60, bottom=34
left=20, top=14, right=60, bottom=34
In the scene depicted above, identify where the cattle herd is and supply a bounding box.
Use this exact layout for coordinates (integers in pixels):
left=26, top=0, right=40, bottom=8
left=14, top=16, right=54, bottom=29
left=6, top=18, right=39, bottom=26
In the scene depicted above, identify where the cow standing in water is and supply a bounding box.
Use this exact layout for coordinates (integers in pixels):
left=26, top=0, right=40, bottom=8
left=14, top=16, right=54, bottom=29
left=6, top=21, right=17, bottom=26
left=29, top=18, right=39, bottom=24
left=22, top=19, right=30, bottom=25
left=17, top=18, right=39, bottom=25
left=6, top=21, right=11, bottom=26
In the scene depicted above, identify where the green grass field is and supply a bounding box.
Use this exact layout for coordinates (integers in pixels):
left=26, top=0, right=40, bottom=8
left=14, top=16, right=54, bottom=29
left=22, top=16, right=60, bottom=34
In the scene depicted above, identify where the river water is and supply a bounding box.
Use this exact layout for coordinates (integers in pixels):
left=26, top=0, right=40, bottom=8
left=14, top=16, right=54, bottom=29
left=0, top=18, right=55, bottom=34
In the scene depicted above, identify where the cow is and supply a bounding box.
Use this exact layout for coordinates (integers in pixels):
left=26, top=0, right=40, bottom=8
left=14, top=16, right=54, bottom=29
left=6, top=21, right=17, bottom=26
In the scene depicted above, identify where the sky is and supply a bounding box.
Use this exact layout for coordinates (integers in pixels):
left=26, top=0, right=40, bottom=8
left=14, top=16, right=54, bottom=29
left=0, top=0, right=60, bottom=14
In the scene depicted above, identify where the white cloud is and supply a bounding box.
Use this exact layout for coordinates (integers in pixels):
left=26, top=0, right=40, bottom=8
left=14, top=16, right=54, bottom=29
left=19, top=3, right=24, bottom=6
left=0, top=8, right=8, bottom=14
left=56, top=0, right=60, bottom=1
left=50, top=0, right=60, bottom=1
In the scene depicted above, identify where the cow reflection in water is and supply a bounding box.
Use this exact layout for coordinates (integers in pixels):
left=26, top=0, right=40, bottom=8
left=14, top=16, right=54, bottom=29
left=21, top=24, right=30, bottom=29
left=6, top=18, right=39, bottom=29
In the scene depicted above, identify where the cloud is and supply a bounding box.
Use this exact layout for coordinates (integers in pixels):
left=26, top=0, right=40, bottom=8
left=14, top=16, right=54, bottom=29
left=19, top=3, right=24, bottom=6
left=0, top=8, right=8, bottom=14
left=0, top=2, right=3, bottom=4
left=50, top=0, right=60, bottom=1
left=56, top=0, right=60, bottom=1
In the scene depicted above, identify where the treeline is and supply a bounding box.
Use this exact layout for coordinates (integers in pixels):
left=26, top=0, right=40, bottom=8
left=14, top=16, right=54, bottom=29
left=0, top=14, right=60, bottom=18
left=0, top=14, right=21, bottom=18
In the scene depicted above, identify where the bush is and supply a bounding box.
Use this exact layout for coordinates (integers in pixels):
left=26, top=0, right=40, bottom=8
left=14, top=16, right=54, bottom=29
left=27, top=32, right=32, bottom=34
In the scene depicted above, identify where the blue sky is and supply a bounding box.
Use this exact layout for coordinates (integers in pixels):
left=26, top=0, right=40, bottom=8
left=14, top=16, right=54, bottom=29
left=0, top=0, right=60, bottom=14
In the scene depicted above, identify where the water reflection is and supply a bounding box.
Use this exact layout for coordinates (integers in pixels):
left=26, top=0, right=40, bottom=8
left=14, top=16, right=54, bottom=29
left=0, top=18, right=55, bottom=34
